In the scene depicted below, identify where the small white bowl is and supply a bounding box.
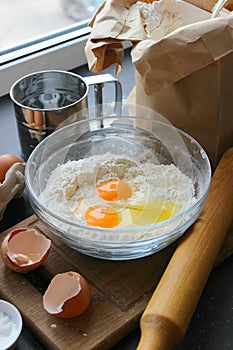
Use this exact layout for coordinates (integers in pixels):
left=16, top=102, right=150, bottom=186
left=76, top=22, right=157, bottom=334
left=0, top=300, right=23, bottom=350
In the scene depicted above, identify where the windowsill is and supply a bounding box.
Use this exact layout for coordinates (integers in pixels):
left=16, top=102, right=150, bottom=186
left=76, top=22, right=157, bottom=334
left=0, top=33, right=132, bottom=98
left=0, top=0, right=103, bottom=97
left=0, top=34, right=89, bottom=97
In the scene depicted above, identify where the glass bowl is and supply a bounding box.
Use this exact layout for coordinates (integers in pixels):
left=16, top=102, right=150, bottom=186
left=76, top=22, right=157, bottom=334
left=25, top=108, right=211, bottom=260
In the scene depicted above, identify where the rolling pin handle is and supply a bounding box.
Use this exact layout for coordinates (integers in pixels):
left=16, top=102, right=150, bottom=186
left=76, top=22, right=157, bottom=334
left=137, top=314, right=183, bottom=350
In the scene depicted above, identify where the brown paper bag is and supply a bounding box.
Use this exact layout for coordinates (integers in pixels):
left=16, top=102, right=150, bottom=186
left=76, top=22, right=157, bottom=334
left=134, top=53, right=233, bottom=165
left=85, top=0, right=233, bottom=166
left=185, top=0, right=233, bottom=11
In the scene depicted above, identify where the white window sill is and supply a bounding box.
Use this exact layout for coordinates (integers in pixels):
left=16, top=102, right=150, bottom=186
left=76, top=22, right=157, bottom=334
left=0, top=27, right=90, bottom=97
left=0, top=27, right=131, bottom=98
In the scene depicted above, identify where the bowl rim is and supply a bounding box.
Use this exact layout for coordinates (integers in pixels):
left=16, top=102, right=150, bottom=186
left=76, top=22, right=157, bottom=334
left=0, top=299, right=23, bottom=349
left=25, top=116, right=212, bottom=241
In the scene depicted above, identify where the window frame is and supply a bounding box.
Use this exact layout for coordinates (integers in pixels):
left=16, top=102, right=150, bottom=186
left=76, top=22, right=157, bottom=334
left=0, top=24, right=91, bottom=97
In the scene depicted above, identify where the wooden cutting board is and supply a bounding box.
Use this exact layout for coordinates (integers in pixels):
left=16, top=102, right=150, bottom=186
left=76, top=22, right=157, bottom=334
left=0, top=215, right=232, bottom=350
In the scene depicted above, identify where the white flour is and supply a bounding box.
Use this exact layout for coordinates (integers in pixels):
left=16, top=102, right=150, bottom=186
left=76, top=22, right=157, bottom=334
left=0, top=310, right=17, bottom=348
left=39, top=153, right=195, bottom=242
left=133, top=0, right=184, bottom=41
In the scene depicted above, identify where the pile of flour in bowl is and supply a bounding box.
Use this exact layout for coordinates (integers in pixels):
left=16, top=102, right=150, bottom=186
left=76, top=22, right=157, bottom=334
left=39, top=152, right=196, bottom=241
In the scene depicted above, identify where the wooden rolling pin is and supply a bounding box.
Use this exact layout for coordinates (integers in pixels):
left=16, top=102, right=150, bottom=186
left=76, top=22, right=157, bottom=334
left=137, top=147, right=233, bottom=350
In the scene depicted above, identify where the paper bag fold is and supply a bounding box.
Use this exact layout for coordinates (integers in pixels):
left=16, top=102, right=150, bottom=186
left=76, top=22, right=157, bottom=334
left=85, top=0, right=233, bottom=166
left=132, top=15, right=233, bottom=95
left=85, top=0, right=147, bottom=72
left=86, top=0, right=232, bottom=90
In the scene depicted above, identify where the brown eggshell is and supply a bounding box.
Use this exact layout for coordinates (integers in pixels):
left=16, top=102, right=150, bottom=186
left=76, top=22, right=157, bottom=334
left=1, top=228, right=51, bottom=273
left=43, top=271, right=91, bottom=318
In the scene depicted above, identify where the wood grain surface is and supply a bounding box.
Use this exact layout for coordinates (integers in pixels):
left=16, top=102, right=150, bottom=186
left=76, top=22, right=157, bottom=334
left=0, top=214, right=232, bottom=350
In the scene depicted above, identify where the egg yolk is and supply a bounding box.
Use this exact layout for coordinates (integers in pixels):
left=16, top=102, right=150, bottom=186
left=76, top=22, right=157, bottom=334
left=96, top=179, right=132, bottom=201
left=85, top=205, right=121, bottom=228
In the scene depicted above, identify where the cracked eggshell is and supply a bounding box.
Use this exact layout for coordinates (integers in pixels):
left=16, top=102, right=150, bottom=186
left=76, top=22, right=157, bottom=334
left=43, top=271, right=92, bottom=318
left=1, top=228, right=51, bottom=273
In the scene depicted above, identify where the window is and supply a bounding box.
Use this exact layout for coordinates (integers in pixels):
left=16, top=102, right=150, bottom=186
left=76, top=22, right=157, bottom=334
left=0, top=0, right=103, bottom=97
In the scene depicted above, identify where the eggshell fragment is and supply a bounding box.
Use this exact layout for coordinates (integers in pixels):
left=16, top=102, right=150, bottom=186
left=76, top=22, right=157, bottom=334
left=1, top=228, right=51, bottom=273
left=43, top=271, right=91, bottom=318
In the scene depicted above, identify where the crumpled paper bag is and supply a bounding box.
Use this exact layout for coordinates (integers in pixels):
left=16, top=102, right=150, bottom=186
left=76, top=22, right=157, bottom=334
left=85, top=0, right=233, bottom=166
left=85, top=0, right=232, bottom=74
left=86, top=0, right=147, bottom=73
left=0, top=163, right=25, bottom=221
